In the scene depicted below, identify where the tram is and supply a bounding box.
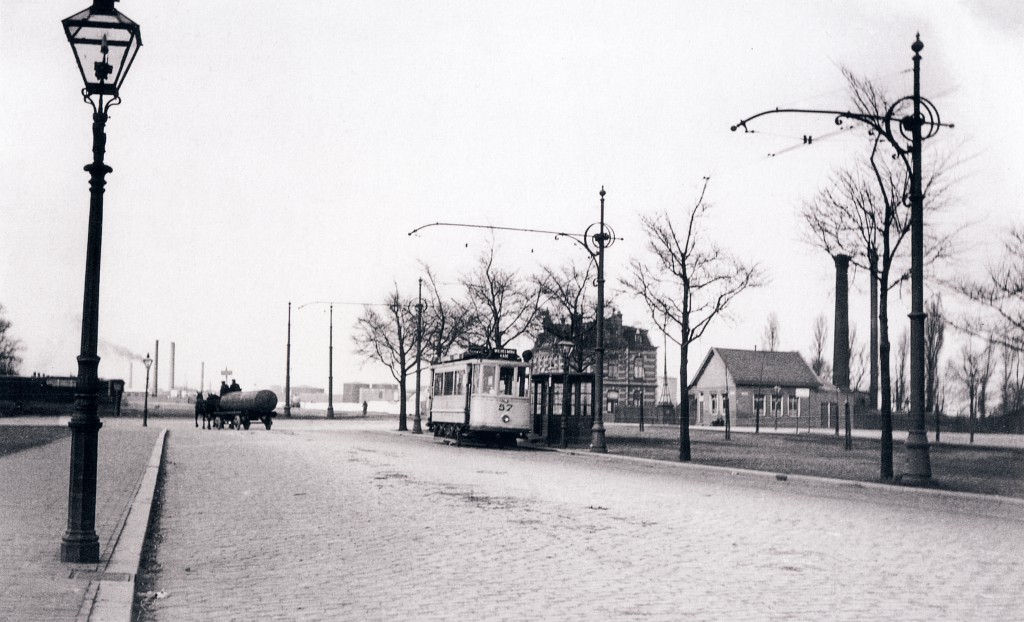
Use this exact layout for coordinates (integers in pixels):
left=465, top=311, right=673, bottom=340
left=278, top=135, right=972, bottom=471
left=428, top=346, right=532, bottom=447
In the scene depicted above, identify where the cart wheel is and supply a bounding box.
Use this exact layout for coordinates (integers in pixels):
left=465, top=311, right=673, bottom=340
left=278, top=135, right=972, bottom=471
left=214, top=416, right=223, bottom=430
left=243, top=417, right=251, bottom=430
left=233, top=415, right=242, bottom=430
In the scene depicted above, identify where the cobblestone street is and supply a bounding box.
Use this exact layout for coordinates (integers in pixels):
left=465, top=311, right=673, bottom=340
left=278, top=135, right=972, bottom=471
left=138, top=419, right=1024, bottom=621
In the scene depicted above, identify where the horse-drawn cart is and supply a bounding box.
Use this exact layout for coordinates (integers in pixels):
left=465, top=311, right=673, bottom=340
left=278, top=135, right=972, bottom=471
left=202, top=390, right=277, bottom=430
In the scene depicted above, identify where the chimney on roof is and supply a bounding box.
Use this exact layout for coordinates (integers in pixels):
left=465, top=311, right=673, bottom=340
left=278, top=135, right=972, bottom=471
left=833, top=254, right=851, bottom=390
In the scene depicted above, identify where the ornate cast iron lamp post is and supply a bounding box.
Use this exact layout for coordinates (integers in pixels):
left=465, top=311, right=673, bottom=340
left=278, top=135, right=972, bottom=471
left=60, top=0, right=141, bottom=563
left=142, top=353, right=152, bottom=427
left=731, top=35, right=950, bottom=483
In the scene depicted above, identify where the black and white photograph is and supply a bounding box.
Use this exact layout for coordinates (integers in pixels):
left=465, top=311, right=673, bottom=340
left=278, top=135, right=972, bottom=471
left=1, top=1, right=1022, bottom=620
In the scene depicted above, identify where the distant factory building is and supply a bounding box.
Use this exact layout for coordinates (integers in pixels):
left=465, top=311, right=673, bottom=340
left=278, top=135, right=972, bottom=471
left=343, top=382, right=400, bottom=403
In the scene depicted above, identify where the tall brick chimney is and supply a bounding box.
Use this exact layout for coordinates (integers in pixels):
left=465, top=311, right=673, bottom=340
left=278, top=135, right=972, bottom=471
left=170, top=342, right=176, bottom=390
left=833, top=254, right=851, bottom=390
left=153, top=340, right=159, bottom=397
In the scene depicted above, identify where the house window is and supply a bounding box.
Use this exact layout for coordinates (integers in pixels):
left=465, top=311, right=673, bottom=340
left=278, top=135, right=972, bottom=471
left=634, top=358, right=644, bottom=379
left=788, top=395, right=798, bottom=413
left=710, top=393, right=718, bottom=414
left=754, top=394, right=765, bottom=414
left=771, top=394, right=783, bottom=414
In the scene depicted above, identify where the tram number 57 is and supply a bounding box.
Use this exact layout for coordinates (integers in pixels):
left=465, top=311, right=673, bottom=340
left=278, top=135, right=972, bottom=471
left=497, top=400, right=513, bottom=412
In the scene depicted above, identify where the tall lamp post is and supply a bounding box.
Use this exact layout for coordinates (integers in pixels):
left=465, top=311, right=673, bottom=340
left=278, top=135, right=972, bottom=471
left=408, top=187, right=616, bottom=452
left=284, top=302, right=292, bottom=417
left=557, top=340, right=574, bottom=448
left=142, top=353, right=152, bottom=427
left=413, top=278, right=424, bottom=434
left=60, top=0, right=141, bottom=564
left=731, top=35, right=950, bottom=483
left=327, top=304, right=334, bottom=419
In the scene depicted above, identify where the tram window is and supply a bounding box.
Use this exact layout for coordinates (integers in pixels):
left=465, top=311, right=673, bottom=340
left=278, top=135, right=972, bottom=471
left=455, top=370, right=464, bottom=395
left=499, top=366, right=514, bottom=395
left=482, top=365, right=496, bottom=395
left=434, top=374, right=443, bottom=396
left=443, top=371, right=454, bottom=395
left=517, top=366, right=529, bottom=397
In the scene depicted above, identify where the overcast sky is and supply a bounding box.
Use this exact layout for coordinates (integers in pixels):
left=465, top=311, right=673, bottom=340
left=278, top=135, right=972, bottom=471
left=2, top=1, right=1023, bottom=397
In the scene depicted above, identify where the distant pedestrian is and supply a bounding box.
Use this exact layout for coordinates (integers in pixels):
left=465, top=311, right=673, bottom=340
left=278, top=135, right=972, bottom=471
left=220, top=381, right=230, bottom=396
left=194, top=391, right=204, bottom=427
left=362, top=400, right=368, bottom=417
left=229, top=379, right=241, bottom=393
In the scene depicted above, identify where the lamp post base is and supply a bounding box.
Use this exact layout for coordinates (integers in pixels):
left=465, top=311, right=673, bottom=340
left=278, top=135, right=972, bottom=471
left=61, top=531, right=100, bottom=563
left=902, top=431, right=932, bottom=484
left=590, top=425, right=607, bottom=453
left=61, top=416, right=102, bottom=563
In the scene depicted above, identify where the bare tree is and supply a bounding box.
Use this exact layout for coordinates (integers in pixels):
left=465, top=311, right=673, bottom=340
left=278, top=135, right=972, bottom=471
left=622, top=179, right=764, bottom=461
left=761, top=312, right=781, bottom=351
left=951, top=341, right=982, bottom=443
left=893, top=329, right=909, bottom=413
left=952, top=227, right=1024, bottom=354
left=999, top=344, right=1024, bottom=417
left=352, top=287, right=419, bottom=431
left=420, top=264, right=472, bottom=363
left=848, top=324, right=868, bottom=392
left=460, top=246, right=544, bottom=351
left=800, top=68, right=953, bottom=480
left=534, top=259, right=597, bottom=372
left=808, top=313, right=831, bottom=380
left=0, top=304, right=21, bottom=375
left=925, top=295, right=946, bottom=439
left=978, top=341, right=995, bottom=420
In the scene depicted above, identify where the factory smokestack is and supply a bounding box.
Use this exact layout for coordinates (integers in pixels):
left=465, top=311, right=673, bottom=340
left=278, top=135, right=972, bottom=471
left=154, top=340, right=159, bottom=397
left=833, top=254, right=851, bottom=391
left=171, top=342, right=176, bottom=390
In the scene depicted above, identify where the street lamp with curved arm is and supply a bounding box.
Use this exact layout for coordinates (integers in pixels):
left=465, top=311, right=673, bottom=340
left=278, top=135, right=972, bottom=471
left=409, top=188, right=618, bottom=452
left=731, top=35, right=950, bottom=483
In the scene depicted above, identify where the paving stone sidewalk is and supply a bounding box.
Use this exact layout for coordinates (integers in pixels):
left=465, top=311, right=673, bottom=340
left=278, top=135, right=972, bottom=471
left=0, top=421, right=160, bottom=622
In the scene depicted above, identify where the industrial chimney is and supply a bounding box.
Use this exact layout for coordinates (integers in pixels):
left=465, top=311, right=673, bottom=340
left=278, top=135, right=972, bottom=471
left=833, top=254, right=851, bottom=390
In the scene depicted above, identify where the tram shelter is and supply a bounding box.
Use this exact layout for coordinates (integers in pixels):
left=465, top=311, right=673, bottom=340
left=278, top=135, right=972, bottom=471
left=531, top=371, right=594, bottom=446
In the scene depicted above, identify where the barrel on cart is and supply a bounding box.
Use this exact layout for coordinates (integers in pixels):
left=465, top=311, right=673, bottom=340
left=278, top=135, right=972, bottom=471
left=209, top=390, right=277, bottom=430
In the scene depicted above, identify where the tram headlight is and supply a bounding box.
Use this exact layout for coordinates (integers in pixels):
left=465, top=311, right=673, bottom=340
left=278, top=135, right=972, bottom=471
left=501, top=414, right=510, bottom=423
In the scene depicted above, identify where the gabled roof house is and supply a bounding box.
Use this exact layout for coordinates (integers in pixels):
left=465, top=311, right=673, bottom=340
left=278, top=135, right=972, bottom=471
left=688, top=348, right=824, bottom=427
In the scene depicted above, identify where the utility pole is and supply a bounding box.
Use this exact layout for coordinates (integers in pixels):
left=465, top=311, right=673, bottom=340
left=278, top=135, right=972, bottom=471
left=284, top=302, right=291, bottom=416
left=327, top=305, right=334, bottom=419
left=413, top=278, right=424, bottom=434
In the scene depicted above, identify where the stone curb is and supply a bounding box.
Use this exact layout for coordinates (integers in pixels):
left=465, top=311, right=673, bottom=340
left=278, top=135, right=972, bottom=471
left=396, top=428, right=1024, bottom=510
left=80, top=428, right=167, bottom=622
left=545, top=444, right=1024, bottom=510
